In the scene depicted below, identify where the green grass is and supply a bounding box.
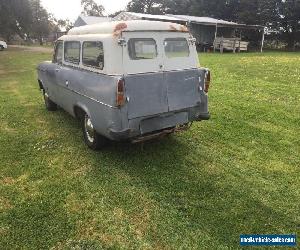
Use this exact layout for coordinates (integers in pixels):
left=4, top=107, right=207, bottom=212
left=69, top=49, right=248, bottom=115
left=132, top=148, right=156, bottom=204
left=0, top=48, right=299, bottom=249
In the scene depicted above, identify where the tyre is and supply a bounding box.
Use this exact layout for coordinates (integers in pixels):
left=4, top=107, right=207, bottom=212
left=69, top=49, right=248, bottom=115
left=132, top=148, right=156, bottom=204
left=0, top=46, right=4, bottom=51
left=43, top=91, right=57, bottom=111
left=82, top=113, right=108, bottom=150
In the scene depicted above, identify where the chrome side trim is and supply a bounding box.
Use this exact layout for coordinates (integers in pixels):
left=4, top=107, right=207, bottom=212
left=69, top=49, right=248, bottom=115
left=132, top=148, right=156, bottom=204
left=70, top=88, right=117, bottom=109
left=125, top=67, right=200, bottom=76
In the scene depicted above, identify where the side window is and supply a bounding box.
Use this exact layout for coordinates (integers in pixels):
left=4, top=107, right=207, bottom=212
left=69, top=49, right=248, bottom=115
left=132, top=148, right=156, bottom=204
left=128, top=38, right=157, bottom=60
left=64, top=41, right=80, bottom=64
left=82, top=41, right=104, bottom=70
left=53, top=41, right=63, bottom=64
left=164, top=38, right=190, bottom=58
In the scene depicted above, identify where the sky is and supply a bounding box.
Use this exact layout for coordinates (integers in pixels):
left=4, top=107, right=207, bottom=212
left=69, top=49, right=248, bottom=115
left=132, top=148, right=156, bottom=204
left=41, top=0, right=131, bottom=21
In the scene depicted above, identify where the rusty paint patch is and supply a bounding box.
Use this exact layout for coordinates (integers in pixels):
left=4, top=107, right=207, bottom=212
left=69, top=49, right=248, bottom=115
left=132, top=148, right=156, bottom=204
left=169, top=24, right=178, bottom=31
left=180, top=25, right=189, bottom=32
left=113, top=22, right=128, bottom=38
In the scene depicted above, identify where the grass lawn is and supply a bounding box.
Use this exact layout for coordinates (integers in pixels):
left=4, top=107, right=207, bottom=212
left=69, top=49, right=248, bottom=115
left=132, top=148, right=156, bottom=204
left=0, top=47, right=299, bottom=249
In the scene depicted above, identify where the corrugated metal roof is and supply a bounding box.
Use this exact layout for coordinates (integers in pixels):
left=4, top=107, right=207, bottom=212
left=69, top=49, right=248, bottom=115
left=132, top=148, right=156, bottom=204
left=167, top=15, right=239, bottom=26
left=113, top=12, right=264, bottom=29
left=114, top=12, right=238, bottom=26
left=79, top=15, right=112, bottom=25
left=113, top=12, right=184, bottom=22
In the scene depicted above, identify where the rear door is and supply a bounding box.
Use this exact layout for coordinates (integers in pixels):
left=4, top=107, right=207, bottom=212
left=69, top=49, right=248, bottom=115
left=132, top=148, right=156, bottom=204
left=122, top=32, right=168, bottom=119
left=162, top=34, right=201, bottom=111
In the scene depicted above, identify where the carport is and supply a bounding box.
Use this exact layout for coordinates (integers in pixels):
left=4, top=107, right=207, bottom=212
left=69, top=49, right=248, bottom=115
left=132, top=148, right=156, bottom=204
left=114, top=12, right=265, bottom=52
left=169, top=15, right=265, bottom=52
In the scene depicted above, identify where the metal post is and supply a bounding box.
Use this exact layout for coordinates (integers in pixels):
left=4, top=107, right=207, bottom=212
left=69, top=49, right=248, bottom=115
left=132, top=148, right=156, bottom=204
left=214, top=23, right=218, bottom=52
left=260, top=28, right=265, bottom=53
left=220, top=37, right=224, bottom=53
left=233, top=38, right=236, bottom=53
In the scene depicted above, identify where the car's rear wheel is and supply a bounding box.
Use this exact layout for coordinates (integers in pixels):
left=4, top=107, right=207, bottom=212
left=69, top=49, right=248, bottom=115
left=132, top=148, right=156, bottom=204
left=82, top=114, right=108, bottom=150
left=0, top=46, right=4, bottom=51
left=43, top=91, right=57, bottom=111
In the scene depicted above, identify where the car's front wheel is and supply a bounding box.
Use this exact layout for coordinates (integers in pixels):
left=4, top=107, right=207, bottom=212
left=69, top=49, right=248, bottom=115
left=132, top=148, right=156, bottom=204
left=82, top=114, right=108, bottom=150
left=0, top=46, right=4, bottom=51
left=43, top=91, right=57, bottom=111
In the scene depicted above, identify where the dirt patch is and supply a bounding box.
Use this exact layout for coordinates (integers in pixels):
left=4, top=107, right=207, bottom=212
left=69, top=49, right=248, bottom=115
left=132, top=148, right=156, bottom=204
left=0, top=121, right=17, bottom=134
left=1, top=177, right=16, bottom=185
left=0, top=197, right=13, bottom=211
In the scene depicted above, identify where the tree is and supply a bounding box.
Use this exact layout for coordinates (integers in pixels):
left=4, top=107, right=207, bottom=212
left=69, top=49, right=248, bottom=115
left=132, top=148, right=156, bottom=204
left=126, top=0, right=166, bottom=14
left=186, top=0, right=240, bottom=21
left=278, top=0, right=300, bottom=50
left=81, top=0, right=105, bottom=16
left=164, top=0, right=193, bottom=15
left=57, top=19, right=73, bottom=32
left=30, top=0, right=53, bottom=45
left=0, top=0, right=32, bottom=41
left=0, top=0, right=70, bottom=44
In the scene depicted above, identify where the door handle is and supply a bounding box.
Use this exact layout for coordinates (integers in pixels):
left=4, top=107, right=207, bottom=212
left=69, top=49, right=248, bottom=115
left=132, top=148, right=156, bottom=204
left=55, top=68, right=60, bottom=72
left=65, top=80, right=69, bottom=87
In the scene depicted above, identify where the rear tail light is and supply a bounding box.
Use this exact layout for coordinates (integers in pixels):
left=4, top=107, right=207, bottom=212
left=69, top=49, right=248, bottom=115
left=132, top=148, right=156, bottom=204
left=204, top=70, right=211, bottom=93
left=116, top=78, right=125, bottom=107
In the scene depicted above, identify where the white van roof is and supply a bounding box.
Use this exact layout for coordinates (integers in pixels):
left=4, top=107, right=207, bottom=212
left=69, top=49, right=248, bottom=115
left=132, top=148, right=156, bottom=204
left=68, top=20, right=189, bottom=36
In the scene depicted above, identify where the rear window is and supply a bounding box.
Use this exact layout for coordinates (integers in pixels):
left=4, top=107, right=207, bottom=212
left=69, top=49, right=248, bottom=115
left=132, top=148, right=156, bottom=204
left=128, top=39, right=157, bottom=60
left=82, top=41, right=104, bottom=70
left=164, top=38, right=190, bottom=58
left=64, top=41, right=80, bottom=64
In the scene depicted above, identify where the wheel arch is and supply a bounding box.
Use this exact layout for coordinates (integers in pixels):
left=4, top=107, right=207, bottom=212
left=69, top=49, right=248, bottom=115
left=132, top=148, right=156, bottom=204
left=38, top=79, right=44, bottom=90
left=73, top=103, right=91, bottom=121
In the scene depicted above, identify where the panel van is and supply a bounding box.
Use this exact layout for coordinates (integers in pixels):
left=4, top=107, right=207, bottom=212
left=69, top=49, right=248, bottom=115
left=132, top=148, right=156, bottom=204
left=37, top=20, right=211, bottom=150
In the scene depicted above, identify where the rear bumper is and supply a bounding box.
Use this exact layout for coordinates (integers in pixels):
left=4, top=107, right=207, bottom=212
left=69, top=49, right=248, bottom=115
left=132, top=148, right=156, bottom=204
left=108, top=128, right=132, bottom=141
left=195, top=112, right=210, bottom=121
left=109, top=124, right=191, bottom=143
left=108, top=111, right=210, bottom=141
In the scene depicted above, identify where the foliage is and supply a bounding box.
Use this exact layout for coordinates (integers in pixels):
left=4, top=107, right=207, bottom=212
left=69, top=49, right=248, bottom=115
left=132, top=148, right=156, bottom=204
left=126, top=0, right=299, bottom=49
left=56, top=19, right=73, bottom=32
left=0, top=0, right=73, bottom=43
left=81, top=0, right=105, bottom=17
left=127, top=0, right=167, bottom=14
left=0, top=47, right=299, bottom=248
left=30, top=0, right=53, bottom=45
left=277, top=0, right=300, bottom=50
left=0, top=0, right=32, bottom=41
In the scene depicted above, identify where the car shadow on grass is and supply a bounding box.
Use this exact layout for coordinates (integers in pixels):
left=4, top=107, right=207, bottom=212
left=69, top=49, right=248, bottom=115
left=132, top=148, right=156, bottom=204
left=86, top=134, right=296, bottom=247
left=40, top=107, right=298, bottom=248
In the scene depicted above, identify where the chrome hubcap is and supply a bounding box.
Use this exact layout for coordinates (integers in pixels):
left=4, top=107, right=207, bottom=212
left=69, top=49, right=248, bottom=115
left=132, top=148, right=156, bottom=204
left=84, top=115, right=95, bottom=143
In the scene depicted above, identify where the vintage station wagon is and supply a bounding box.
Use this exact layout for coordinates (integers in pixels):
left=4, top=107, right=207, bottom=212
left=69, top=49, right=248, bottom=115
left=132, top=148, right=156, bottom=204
left=37, top=20, right=211, bottom=150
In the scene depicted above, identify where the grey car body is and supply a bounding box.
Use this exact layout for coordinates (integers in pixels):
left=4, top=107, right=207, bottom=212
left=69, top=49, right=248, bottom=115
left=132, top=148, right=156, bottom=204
left=37, top=20, right=210, bottom=149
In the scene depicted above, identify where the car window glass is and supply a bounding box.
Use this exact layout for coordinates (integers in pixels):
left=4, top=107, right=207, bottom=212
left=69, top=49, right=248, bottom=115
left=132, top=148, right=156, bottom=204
left=128, top=39, right=157, bottom=60
left=54, top=42, right=63, bottom=64
left=82, top=41, right=104, bottom=70
left=164, top=38, right=190, bottom=58
left=64, top=41, right=80, bottom=64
